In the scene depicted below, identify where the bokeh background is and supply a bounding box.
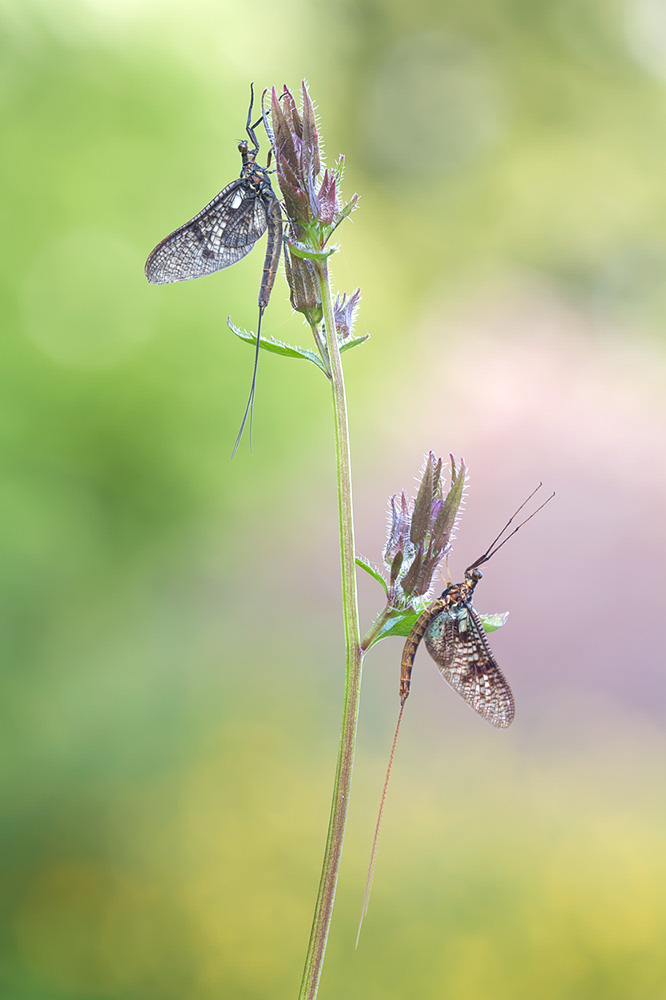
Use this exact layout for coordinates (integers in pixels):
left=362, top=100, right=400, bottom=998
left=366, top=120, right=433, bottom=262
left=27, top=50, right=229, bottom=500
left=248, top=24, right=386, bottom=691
left=3, top=1, right=666, bottom=997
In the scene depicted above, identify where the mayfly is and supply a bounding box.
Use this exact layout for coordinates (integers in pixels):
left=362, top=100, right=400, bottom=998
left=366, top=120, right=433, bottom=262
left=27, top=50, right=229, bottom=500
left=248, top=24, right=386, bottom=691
left=145, top=84, right=282, bottom=455
left=357, top=484, right=554, bottom=944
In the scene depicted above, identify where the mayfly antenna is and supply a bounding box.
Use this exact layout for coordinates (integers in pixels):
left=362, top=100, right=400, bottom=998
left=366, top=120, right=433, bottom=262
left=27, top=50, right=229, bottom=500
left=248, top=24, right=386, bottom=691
left=466, top=484, right=555, bottom=572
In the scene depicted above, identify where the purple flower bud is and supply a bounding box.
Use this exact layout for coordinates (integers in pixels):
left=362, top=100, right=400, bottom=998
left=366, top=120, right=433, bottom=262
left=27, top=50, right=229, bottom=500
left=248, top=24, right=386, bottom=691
left=272, top=87, right=300, bottom=178
left=382, top=454, right=467, bottom=603
left=317, top=170, right=339, bottom=226
left=385, top=490, right=412, bottom=565
left=300, top=82, right=321, bottom=178
left=334, top=289, right=361, bottom=339
left=284, top=245, right=322, bottom=322
left=272, top=82, right=356, bottom=234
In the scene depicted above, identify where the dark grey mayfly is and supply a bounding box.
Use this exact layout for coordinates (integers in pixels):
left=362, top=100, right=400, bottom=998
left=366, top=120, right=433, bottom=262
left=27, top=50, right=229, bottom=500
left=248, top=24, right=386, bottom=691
left=145, top=84, right=282, bottom=454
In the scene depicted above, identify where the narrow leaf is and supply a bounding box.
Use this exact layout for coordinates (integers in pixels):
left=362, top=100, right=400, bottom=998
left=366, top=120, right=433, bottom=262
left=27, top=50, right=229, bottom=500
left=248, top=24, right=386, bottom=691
left=228, top=319, right=327, bottom=372
left=355, top=555, right=388, bottom=593
left=287, top=240, right=337, bottom=261
left=340, top=334, right=369, bottom=354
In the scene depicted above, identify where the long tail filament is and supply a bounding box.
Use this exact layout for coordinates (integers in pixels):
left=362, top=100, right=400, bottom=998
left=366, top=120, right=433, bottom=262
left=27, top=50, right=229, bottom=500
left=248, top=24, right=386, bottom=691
left=356, top=699, right=406, bottom=947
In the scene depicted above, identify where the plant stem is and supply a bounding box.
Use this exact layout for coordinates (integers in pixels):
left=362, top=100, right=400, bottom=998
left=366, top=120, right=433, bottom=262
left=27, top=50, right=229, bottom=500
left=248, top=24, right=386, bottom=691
left=360, top=607, right=393, bottom=652
left=298, top=259, right=363, bottom=1000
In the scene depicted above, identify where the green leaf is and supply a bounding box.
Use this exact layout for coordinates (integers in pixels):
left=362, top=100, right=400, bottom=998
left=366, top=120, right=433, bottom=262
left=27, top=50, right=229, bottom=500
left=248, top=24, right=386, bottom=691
left=227, top=319, right=327, bottom=373
left=367, top=608, right=420, bottom=645
left=340, top=334, right=369, bottom=354
left=286, top=241, right=337, bottom=261
left=338, top=194, right=359, bottom=222
left=355, top=555, right=387, bottom=593
left=479, top=612, right=509, bottom=633
left=365, top=606, right=509, bottom=650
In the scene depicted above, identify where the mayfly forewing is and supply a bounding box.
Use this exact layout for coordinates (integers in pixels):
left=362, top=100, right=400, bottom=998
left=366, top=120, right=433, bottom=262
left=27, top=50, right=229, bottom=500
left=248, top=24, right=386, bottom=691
left=423, top=595, right=515, bottom=728
left=144, top=164, right=273, bottom=284
left=144, top=181, right=264, bottom=284
left=222, top=190, right=271, bottom=248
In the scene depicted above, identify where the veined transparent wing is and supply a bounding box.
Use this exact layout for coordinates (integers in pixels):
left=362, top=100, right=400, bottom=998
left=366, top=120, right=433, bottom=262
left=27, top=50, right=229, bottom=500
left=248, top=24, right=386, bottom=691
left=145, top=179, right=269, bottom=284
left=424, top=601, right=515, bottom=728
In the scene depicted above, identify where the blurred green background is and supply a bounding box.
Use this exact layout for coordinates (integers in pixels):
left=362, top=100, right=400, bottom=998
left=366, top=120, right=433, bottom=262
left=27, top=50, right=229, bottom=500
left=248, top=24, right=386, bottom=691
left=3, top=1, right=666, bottom=997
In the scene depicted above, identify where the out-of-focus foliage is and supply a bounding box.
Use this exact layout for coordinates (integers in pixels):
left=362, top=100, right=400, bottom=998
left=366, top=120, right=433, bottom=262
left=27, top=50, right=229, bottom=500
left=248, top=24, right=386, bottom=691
left=3, top=1, right=666, bottom=998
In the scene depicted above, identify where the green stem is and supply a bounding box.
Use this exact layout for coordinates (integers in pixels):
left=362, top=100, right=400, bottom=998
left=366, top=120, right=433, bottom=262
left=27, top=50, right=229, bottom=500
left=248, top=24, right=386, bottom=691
left=308, top=317, right=330, bottom=373
left=360, top=605, right=394, bottom=652
left=298, top=259, right=363, bottom=1000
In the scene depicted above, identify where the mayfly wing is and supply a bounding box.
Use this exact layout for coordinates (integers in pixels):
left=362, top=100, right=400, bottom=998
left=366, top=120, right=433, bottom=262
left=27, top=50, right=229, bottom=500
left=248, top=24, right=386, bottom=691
left=144, top=179, right=269, bottom=285
left=423, top=600, right=515, bottom=728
